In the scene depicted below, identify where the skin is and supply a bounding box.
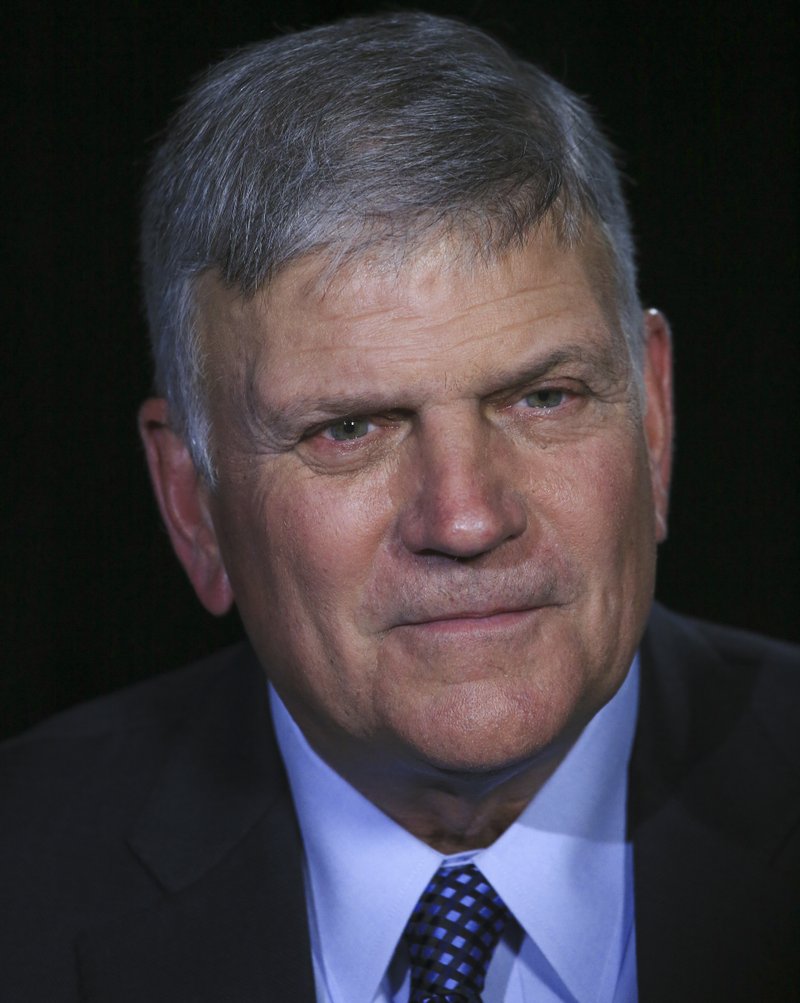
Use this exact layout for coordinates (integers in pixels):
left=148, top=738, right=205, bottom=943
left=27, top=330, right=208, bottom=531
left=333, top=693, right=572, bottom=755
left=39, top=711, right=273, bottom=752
left=140, top=231, right=673, bottom=852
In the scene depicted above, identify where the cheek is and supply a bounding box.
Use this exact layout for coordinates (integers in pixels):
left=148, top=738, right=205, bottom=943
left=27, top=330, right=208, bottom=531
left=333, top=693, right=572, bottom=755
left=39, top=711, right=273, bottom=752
left=535, top=431, right=656, bottom=572
left=228, top=467, right=395, bottom=644
left=289, top=474, right=393, bottom=585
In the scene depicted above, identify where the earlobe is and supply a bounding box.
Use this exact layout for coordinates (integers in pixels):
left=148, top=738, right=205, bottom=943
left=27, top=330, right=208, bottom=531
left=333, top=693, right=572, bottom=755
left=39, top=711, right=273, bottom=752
left=641, top=309, right=674, bottom=543
left=138, top=398, right=234, bottom=615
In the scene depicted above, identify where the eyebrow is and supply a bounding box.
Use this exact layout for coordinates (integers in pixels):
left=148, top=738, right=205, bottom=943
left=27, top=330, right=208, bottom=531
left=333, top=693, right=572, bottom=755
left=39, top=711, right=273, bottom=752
left=482, top=342, right=623, bottom=397
left=242, top=339, right=626, bottom=446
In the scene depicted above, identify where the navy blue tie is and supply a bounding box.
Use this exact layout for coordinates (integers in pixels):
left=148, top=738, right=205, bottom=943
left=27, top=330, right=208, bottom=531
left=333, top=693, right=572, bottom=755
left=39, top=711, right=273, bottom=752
left=403, top=863, right=511, bottom=1003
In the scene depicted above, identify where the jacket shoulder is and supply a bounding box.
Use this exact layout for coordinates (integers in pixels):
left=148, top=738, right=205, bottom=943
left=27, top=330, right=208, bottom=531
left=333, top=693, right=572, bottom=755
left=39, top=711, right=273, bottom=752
left=632, top=608, right=800, bottom=999
left=682, top=612, right=800, bottom=670
left=6, top=643, right=248, bottom=743
left=0, top=643, right=264, bottom=1000
left=645, top=604, right=800, bottom=769
left=0, top=643, right=252, bottom=849
left=0, top=645, right=248, bottom=834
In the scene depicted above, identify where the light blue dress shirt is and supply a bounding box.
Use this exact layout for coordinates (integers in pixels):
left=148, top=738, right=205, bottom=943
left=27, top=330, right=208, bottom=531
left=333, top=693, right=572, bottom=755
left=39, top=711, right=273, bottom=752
left=270, top=657, right=639, bottom=1003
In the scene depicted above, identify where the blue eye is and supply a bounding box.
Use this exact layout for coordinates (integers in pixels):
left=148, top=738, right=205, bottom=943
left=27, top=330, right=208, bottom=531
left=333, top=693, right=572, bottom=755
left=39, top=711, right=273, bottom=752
left=524, top=389, right=565, bottom=409
left=327, top=417, right=371, bottom=441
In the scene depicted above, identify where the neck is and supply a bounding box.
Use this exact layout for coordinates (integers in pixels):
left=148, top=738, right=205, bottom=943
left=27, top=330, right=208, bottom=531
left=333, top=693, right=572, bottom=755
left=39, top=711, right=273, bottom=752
left=316, top=734, right=574, bottom=854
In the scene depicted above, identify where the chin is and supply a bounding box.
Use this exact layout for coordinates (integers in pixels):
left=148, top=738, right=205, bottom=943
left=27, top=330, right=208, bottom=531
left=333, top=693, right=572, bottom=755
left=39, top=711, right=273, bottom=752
left=396, top=679, right=581, bottom=778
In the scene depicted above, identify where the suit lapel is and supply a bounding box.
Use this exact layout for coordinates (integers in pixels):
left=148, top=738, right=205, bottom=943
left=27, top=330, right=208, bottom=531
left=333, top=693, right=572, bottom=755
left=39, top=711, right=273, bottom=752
left=629, top=606, right=800, bottom=1002
left=76, top=645, right=316, bottom=1002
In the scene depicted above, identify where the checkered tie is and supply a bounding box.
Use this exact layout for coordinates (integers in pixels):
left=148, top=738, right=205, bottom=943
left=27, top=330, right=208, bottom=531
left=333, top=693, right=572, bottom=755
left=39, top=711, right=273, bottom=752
left=403, top=863, right=511, bottom=1003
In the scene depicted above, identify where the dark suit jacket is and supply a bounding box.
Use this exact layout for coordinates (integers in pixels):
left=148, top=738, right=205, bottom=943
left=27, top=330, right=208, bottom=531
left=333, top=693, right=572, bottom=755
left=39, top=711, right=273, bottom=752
left=1, top=605, right=798, bottom=1001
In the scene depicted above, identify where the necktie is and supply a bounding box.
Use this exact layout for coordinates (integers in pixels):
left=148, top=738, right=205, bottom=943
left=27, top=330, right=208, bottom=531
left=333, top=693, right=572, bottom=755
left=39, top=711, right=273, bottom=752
left=403, top=863, right=511, bottom=1003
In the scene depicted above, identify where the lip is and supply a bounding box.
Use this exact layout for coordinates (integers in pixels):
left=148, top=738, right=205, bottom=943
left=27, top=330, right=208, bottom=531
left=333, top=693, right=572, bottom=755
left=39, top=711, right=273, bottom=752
left=397, top=606, right=542, bottom=634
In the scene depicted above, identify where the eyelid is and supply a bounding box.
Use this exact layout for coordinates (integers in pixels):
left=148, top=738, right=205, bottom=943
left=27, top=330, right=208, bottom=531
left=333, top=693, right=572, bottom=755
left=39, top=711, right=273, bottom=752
left=500, top=381, right=574, bottom=404
left=309, top=409, right=408, bottom=444
left=319, top=416, right=375, bottom=441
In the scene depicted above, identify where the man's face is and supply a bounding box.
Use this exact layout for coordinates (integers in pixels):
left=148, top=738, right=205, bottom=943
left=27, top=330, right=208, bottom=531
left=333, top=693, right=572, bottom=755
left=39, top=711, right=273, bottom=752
left=194, top=232, right=671, bottom=781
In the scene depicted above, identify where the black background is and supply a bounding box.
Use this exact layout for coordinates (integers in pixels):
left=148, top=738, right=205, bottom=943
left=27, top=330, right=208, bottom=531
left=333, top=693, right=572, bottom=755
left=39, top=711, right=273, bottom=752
left=3, top=0, right=797, bottom=740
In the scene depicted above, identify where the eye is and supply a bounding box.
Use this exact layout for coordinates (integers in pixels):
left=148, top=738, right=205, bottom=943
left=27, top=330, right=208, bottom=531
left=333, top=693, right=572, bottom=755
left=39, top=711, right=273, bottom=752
left=324, top=417, right=373, bottom=441
left=523, top=388, right=567, bottom=409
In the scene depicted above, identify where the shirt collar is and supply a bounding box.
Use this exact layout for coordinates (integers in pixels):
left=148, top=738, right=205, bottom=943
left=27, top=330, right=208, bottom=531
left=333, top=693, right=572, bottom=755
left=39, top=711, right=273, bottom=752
left=271, top=657, right=639, bottom=1003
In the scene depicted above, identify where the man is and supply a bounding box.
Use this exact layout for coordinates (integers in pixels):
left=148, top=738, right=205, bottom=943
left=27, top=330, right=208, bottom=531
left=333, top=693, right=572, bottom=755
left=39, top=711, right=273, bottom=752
left=1, top=12, right=797, bottom=1002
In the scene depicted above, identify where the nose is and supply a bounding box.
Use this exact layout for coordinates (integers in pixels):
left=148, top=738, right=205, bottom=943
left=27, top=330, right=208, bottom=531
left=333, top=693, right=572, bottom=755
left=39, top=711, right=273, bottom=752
left=398, top=414, right=527, bottom=560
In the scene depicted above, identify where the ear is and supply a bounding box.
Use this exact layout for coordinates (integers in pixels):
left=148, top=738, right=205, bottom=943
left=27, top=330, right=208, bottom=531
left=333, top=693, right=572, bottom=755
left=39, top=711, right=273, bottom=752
left=138, top=398, right=234, bottom=615
left=641, top=309, right=674, bottom=543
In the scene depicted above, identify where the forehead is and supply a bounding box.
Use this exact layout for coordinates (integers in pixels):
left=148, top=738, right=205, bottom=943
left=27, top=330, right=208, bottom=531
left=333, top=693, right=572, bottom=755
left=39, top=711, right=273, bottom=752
left=196, top=232, right=623, bottom=392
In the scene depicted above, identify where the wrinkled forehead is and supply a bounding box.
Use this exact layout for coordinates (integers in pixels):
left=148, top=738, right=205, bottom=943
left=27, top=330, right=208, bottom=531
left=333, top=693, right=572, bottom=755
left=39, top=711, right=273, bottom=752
left=193, top=224, right=627, bottom=391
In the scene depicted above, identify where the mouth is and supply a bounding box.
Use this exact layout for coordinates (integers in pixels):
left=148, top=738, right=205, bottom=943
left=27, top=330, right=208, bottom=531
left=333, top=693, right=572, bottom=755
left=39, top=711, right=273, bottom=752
left=397, top=605, right=544, bottom=634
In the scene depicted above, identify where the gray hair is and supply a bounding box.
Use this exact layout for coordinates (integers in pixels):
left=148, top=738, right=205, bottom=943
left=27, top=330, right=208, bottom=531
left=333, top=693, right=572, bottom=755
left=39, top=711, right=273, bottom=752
left=141, top=11, right=642, bottom=483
